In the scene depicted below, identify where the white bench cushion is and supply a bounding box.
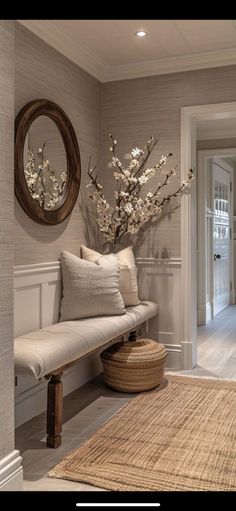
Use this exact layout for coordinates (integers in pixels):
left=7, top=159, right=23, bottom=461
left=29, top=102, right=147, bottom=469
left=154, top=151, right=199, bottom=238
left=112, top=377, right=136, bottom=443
left=14, top=300, right=159, bottom=379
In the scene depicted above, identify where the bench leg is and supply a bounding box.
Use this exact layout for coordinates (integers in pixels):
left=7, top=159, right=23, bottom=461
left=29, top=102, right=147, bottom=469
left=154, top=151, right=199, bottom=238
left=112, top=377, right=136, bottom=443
left=47, top=373, right=63, bottom=448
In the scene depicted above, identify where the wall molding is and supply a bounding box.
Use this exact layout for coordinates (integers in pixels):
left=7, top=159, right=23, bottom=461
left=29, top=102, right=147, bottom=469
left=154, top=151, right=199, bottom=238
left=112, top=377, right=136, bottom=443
left=136, top=257, right=181, bottom=267
left=14, top=261, right=61, bottom=277
left=0, top=450, right=23, bottom=491
left=14, top=257, right=182, bottom=426
left=163, top=343, right=182, bottom=371
left=18, top=21, right=236, bottom=83
left=181, top=101, right=236, bottom=369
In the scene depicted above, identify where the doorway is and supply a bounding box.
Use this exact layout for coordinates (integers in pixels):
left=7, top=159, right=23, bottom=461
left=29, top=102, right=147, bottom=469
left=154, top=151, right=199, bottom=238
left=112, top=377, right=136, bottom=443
left=196, top=148, right=236, bottom=378
left=180, top=101, right=236, bottom=370
left=197, top=149, right=236, bottom=326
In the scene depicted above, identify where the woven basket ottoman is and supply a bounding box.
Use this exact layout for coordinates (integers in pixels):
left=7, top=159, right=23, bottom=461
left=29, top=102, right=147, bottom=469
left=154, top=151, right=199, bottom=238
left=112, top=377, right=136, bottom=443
left=100, top=338, right=167, bottom=393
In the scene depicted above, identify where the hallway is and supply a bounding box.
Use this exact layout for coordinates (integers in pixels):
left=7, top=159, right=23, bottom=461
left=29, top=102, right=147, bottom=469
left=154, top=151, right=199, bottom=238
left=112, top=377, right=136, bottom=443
left=197, top=305, right=236, bottom=379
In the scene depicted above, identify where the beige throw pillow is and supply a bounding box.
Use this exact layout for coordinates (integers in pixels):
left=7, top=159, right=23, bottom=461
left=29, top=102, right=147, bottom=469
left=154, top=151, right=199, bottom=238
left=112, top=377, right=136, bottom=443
left=60, top=251, right=125, bottom=321
left=81, top=245, right=140, bottom=307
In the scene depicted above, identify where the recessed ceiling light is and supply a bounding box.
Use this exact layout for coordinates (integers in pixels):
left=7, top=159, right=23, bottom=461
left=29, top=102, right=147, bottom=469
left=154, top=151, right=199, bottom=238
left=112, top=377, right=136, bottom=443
left=135, top=31, right=147, bottom=38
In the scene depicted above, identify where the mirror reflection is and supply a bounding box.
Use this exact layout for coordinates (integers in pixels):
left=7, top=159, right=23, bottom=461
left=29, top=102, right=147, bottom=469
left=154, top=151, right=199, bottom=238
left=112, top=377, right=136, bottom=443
left=24, top=115, right=67, bottom=210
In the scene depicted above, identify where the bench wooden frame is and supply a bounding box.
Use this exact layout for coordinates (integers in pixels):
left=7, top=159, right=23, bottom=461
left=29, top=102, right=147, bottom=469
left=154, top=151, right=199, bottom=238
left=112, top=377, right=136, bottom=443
left=45, top=329, right=139, bottom=448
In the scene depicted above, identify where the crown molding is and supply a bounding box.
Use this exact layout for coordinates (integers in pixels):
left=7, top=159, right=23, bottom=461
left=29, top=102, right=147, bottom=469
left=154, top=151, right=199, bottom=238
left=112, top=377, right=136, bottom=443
left=106, top=47, right=236, bottom=82
left=18, top=20, right=108, bottom=82
left=18, top=20, right=236, bottom=83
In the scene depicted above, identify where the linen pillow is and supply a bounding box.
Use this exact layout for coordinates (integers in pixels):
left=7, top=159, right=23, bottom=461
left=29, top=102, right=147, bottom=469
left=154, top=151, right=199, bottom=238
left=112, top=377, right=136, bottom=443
left=60, top=251, right=125, bottom=321
left=81, top=245, right=140, bottom=307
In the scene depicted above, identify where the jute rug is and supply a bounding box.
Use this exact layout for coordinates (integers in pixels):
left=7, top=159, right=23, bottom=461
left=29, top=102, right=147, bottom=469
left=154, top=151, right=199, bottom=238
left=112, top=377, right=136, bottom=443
left=48, top=375, right=236, bottom=491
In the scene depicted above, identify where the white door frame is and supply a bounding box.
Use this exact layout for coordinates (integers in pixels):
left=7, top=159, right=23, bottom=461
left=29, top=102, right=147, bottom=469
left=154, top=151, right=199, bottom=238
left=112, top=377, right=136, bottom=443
left=197, top=150, right=235, bottom=326
left=181, top=101, right=236, bottom=369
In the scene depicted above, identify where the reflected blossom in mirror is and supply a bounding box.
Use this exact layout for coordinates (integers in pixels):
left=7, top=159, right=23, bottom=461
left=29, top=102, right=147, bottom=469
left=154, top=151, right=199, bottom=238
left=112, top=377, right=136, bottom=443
left=24, top=141, right=67, bottom=210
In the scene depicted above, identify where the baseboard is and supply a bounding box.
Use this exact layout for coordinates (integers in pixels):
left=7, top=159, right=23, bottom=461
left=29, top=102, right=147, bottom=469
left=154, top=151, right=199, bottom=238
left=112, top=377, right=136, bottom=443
left=0, top=450, right=23, bottom=491
left=163, top=343, right=182, bottom=370
left=15, top=353, right=102, bottom=428
left=181, top=341, right=196, bottom=369
left=206, top=302, right=213, bottom=323
left=197, top=305, right=205, bottom=325
left=149, top=330, right=182, bottom=370
left=197, top=301, right=214, bottom=325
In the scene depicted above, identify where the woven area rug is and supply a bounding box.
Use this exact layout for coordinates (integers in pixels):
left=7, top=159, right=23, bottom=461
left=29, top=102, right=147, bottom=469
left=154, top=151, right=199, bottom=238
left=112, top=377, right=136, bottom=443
left=48, top=375, right=236, bottom=491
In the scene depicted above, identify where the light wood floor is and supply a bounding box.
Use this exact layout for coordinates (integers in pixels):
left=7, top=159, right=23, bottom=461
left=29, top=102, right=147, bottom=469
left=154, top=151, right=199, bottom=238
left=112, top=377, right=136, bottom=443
left=16, top=376, right=135, bottom=491
left=16, top=309, right=236, bottom=491
left=16, top=367, right=212, bottom=492
left=197, top=305, right=236, bottom=379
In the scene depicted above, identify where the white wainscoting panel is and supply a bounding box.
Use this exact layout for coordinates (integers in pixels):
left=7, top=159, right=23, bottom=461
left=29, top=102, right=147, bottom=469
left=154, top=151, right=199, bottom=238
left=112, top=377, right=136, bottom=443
left=14, top=262, right=61, bottom=336
left=14, top=258, right=182, bottom=426
left=14, top=262, right=102, bottom=427
left=137, top=258, right=182, bottom=369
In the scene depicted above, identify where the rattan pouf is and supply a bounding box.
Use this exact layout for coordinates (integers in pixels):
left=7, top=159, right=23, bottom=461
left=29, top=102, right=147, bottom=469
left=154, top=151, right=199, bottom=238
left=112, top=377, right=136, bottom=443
left=100, top=338, right=167, bottom=393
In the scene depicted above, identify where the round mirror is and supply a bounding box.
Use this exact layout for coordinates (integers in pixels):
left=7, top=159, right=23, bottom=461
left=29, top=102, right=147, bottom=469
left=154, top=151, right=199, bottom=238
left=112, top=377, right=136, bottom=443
left=23, top=115, right=68, bottom=211
left=15, top=99, right=81, bottom=225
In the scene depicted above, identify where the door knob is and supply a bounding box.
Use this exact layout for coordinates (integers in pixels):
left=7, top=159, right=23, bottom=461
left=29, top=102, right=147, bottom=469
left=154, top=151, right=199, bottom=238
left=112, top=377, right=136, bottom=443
left=214, top=253, right=221, bottom=261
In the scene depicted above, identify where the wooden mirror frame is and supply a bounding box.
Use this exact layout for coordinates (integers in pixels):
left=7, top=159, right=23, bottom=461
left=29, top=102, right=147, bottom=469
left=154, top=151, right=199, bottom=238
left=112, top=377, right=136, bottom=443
left=15, top=99, right=81, bottom=225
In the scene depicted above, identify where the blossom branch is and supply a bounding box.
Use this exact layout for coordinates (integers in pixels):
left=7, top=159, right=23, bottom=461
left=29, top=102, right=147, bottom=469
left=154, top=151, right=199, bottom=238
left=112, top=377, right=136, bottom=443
left=24, top=141, right=67, bottom=210
left=87, top=134, right=194, bottom=248
left=157, top=169, right=194, bottom=208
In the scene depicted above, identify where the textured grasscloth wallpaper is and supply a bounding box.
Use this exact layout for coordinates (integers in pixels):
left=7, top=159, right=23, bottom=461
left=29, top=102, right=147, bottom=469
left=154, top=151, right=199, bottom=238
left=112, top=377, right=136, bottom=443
left=102, top=66, right=236, bottom=257
left=15, top=22, right=236, bottom=263
left=0, top=20, right=15, bottom=459
left=14, top=23, right=102, bottom=264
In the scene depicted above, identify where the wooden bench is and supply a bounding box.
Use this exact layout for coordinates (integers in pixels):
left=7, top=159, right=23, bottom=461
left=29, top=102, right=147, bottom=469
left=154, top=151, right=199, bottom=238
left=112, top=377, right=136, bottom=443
left=14, top=290, right=159, bottom=448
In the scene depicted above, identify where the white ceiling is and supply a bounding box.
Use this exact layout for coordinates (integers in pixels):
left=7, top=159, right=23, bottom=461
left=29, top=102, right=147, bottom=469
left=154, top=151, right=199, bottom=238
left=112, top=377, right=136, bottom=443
left=19, top=20, right=236, bottom=82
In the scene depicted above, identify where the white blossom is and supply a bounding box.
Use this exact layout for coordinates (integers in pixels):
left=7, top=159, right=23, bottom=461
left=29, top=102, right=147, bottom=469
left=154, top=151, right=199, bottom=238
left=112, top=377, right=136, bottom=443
left=138, top=175, right=149, bottom=185
left=144, top=168, right=155, bottom=177
left=87, top=134, right=193, bottom=248
left=113, top=171, right=123, bottom=180
left=124, top=202, right=133, bottom=215
left=129, top=159, right=139, bottom=170
left=160, top=155, right=168, bottom=164
left=112, top=156, right=122, bottom=168
left=128, top=176, right=137, bottom=184
left=131, top=147, right=143, bottom=158
left=24, top=144, right=67, bottom=210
